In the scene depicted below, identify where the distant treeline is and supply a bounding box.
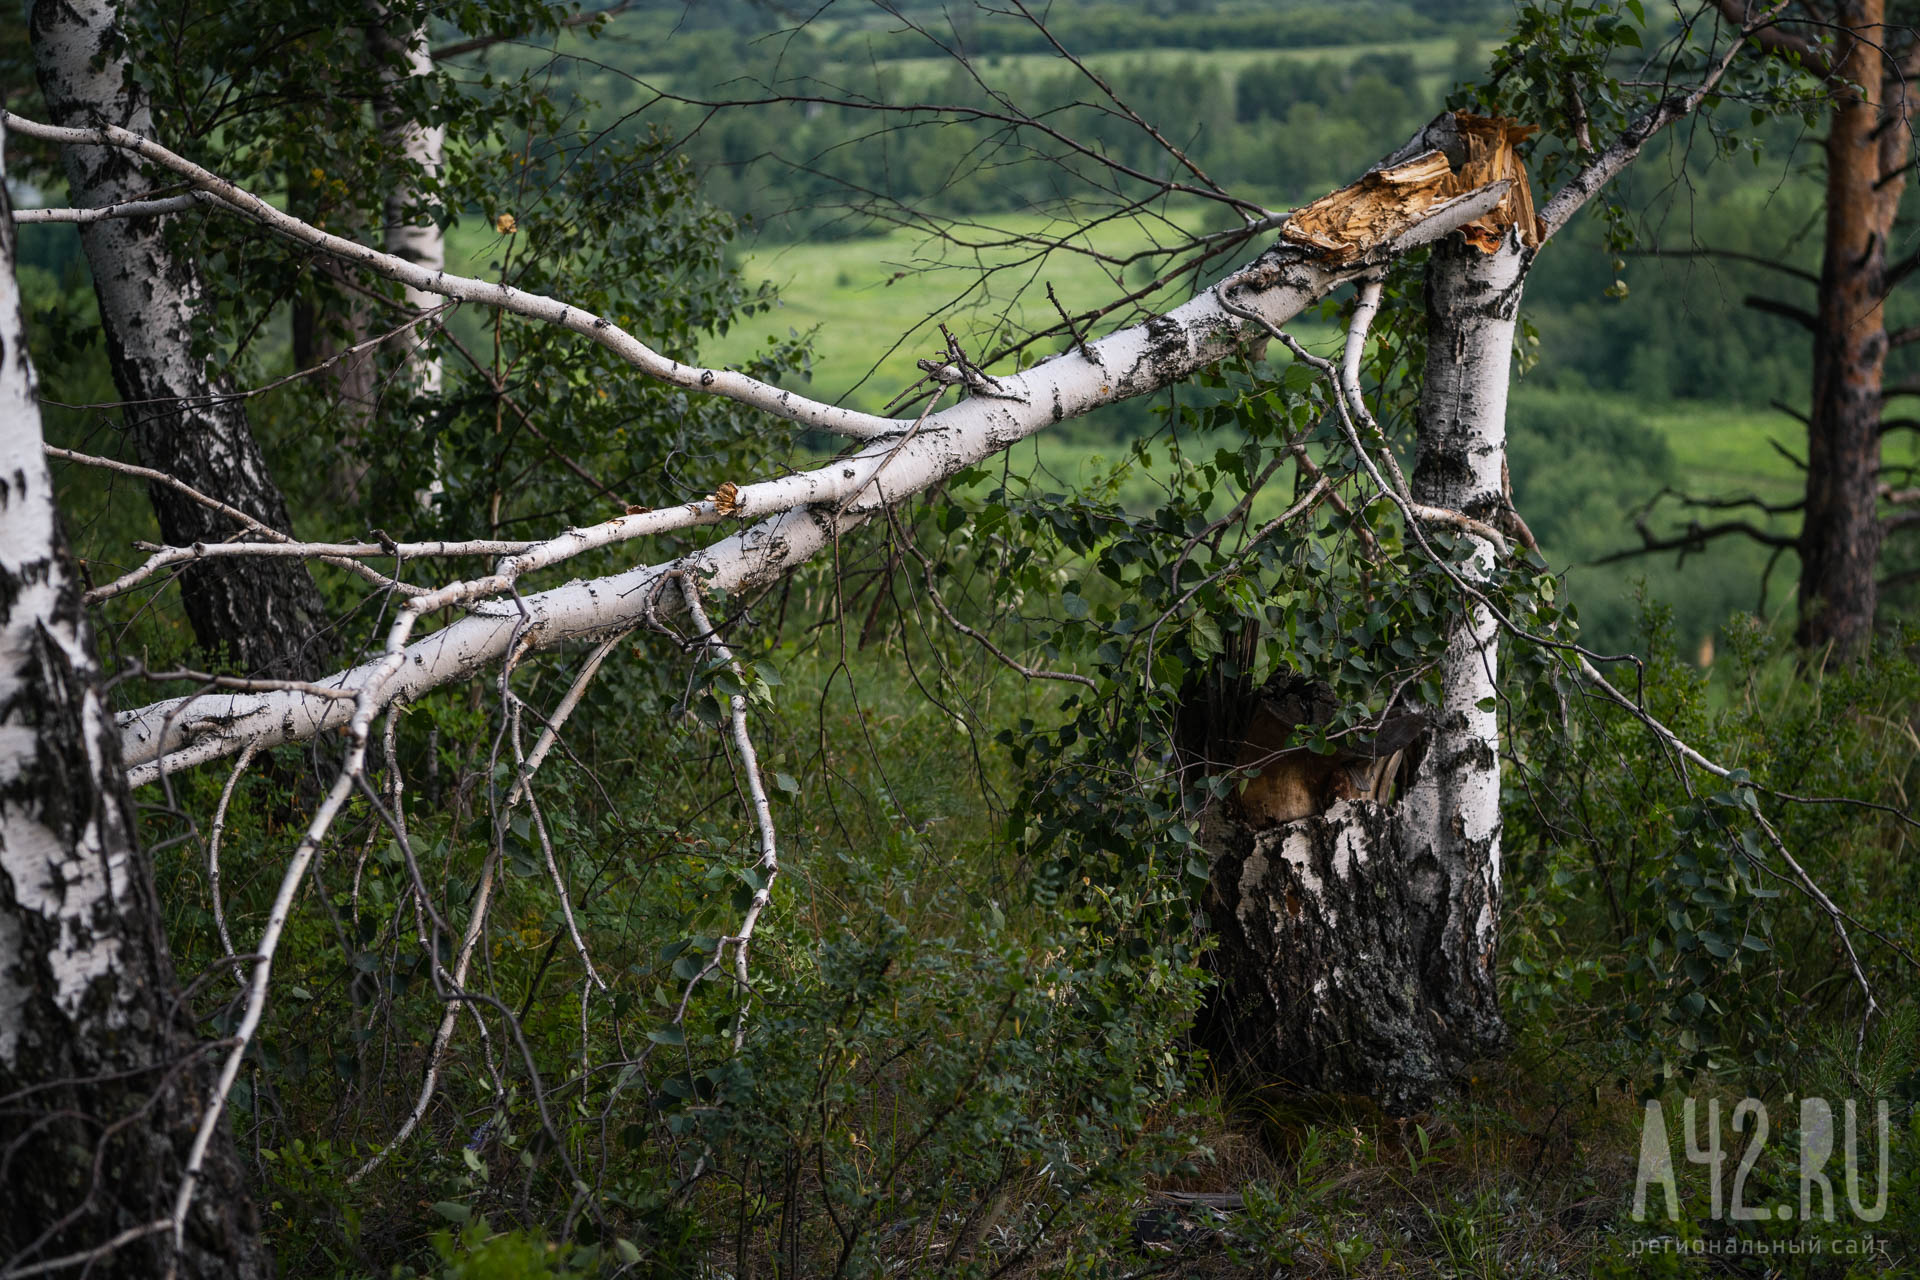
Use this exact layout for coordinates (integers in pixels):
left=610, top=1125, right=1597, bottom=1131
left=633, top=46, right=1473, bottom=238
left=611, top=0, right=1497, bottom=75
left=533, top=6, right=1877, bottom=417
left=933, top=5, right=1459, bottom=57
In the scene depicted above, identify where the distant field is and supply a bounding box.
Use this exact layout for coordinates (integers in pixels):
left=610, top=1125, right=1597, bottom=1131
left=705, top=210, right=1340, bottom=409
left=873, top=36, right=1490, bottom=101
left=553, top=31, right=1491, bottom=126
left=1579, top=394, right=1810, bottom=498
left=1559, top=392, right=1920, bottom=508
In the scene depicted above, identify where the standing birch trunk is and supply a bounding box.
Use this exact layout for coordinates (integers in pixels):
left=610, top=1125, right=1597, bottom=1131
left=0, top=121, right=267, bottom=1280
left=1202, top=232, right=1524, bottom=1113
left=370, top=10, right=446, bottom=398
left=30, top=0, right=331, bottom=678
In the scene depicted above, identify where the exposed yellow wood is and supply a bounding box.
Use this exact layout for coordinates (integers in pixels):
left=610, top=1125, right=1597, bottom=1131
left=1281, top=112, right=1540, bottom=261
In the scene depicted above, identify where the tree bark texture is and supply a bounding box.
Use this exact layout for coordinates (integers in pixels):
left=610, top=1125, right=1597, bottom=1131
left=1798, top=0, right=1903, bottom=657
left=31, top=0, right=331, bottom=678
left=0, top=120, right=268, bottom=1280
left=1204, top=232, right=1523, bottom=1114
left=370, top=11, right=446, bottom=397
left=290, top=164, right=379, bottom=504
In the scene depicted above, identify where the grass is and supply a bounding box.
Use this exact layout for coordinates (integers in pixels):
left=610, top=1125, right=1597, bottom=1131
left=875, top=36, right=1490, bottom=103
left=705, top=208, right=1338, bottom=410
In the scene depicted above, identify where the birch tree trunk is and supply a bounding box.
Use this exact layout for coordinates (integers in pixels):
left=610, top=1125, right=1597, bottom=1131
left=30, top=0, right=331, bottom=678
left=1797, top=0, right=1901, bottom=658
left=370, top=11, right=446, bottom=398
left=0, top=122, right=267, bottom=1280
left=1203, top=230, right=1525, bottom=1113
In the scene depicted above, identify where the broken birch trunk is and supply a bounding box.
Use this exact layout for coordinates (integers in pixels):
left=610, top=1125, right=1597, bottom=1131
left=1199, top=116, right=1535, bottom=1113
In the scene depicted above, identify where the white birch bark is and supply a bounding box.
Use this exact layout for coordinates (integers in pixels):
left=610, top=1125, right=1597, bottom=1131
left=1196, top=231, right=1525, bottom=1112
left=113, top=181, right=1509, bottom=782
left=370, top=11, right=446, bottom=396
left=0, top=116, right=266, bottom=1280
left=1400, top=230, right=1531, bottom=965
left=0, top=137, right=126, bottom=1071
left=29, top=0, right=332, bottom=677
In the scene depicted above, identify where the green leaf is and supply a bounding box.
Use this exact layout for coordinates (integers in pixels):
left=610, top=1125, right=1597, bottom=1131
left=615, top=1238, right=642, bottom=1264
left=1190, top=613, right=1223, bottom=659
left=431, top=1201, right=471, bottom=1223
left=648, top=1024, right=686, bottom=1047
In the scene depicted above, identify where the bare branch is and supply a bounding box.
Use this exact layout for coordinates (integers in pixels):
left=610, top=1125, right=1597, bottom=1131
left=429, top=1, right=632, bottom=62
left=12, top=192, right=210, bottom=223
left=1627, top=245, right=1819, bottom=284
left=902, top=539, right=1096, bottom=690
left=1594, top=516, right=1798, bottom=564
left=347, top=631, right=625, bottom=1183
left=1709, top=0, right=1835, bottom=77
left=49, top=445, right=420, bottom=597
left=1539, top=27, right=1754, bottom=240
left=1745, top=293, right=1820, bottom=329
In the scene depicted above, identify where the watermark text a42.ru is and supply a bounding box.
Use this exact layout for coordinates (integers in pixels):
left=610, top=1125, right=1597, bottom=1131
left=1633, top=1097, right=1891, bottom=1223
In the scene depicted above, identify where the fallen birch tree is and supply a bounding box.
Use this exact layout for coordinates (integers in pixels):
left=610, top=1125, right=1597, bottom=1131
left=0, top=1, right=1879, bottom=1270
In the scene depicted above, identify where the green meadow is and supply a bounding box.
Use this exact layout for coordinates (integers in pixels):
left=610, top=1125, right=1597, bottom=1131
left=705, top=209, right=1325, bottom=408
left=877, top=35, right=1491, bottom=101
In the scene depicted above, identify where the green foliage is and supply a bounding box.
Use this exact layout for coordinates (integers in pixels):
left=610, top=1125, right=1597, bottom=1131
left=25, top=3, right=1920, bottom=1275
left=945, top=350, right=1561, bottom=908
left=359, top=125, right=805, bottom=538
left=1505, top=605, right=1920, bottom=1082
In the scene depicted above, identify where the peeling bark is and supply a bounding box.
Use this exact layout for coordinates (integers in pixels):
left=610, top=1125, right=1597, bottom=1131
left=31, top=0, right=331, bottom=677
left=1285, top=113, right=1540, bottom=261
left=0, top=119, right=266, bottom=1280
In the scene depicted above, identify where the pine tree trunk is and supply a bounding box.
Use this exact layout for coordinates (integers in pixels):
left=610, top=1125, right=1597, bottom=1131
left=1798, top=0, right=1900, bottom=659
left=31, top=0, right=331, bottom=678
left=1203, top=231, right=1523, bottom=1113
left=0, top=119, right=268, bottom=1280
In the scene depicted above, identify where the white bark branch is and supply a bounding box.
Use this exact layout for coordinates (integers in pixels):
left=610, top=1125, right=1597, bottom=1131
left=675, top=580, right=778, bottom=1049
left=110, top=163, right=1513, bottom=784
left=12, top=192, right=211, bottom=223
left=0, top=109, right=908, bottom=440
left=87, top=535, right=540, bottom=605
left=48, top=445, right=419, bottom=597
left=1538, top=19, right=1757, bottom=241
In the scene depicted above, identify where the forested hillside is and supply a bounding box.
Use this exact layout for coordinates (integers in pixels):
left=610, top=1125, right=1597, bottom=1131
left=403, top=0, right=1917, bottom=655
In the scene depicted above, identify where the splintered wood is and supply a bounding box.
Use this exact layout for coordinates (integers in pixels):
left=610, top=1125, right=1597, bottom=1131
left=1281, top=113, right=1540, bottom=261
